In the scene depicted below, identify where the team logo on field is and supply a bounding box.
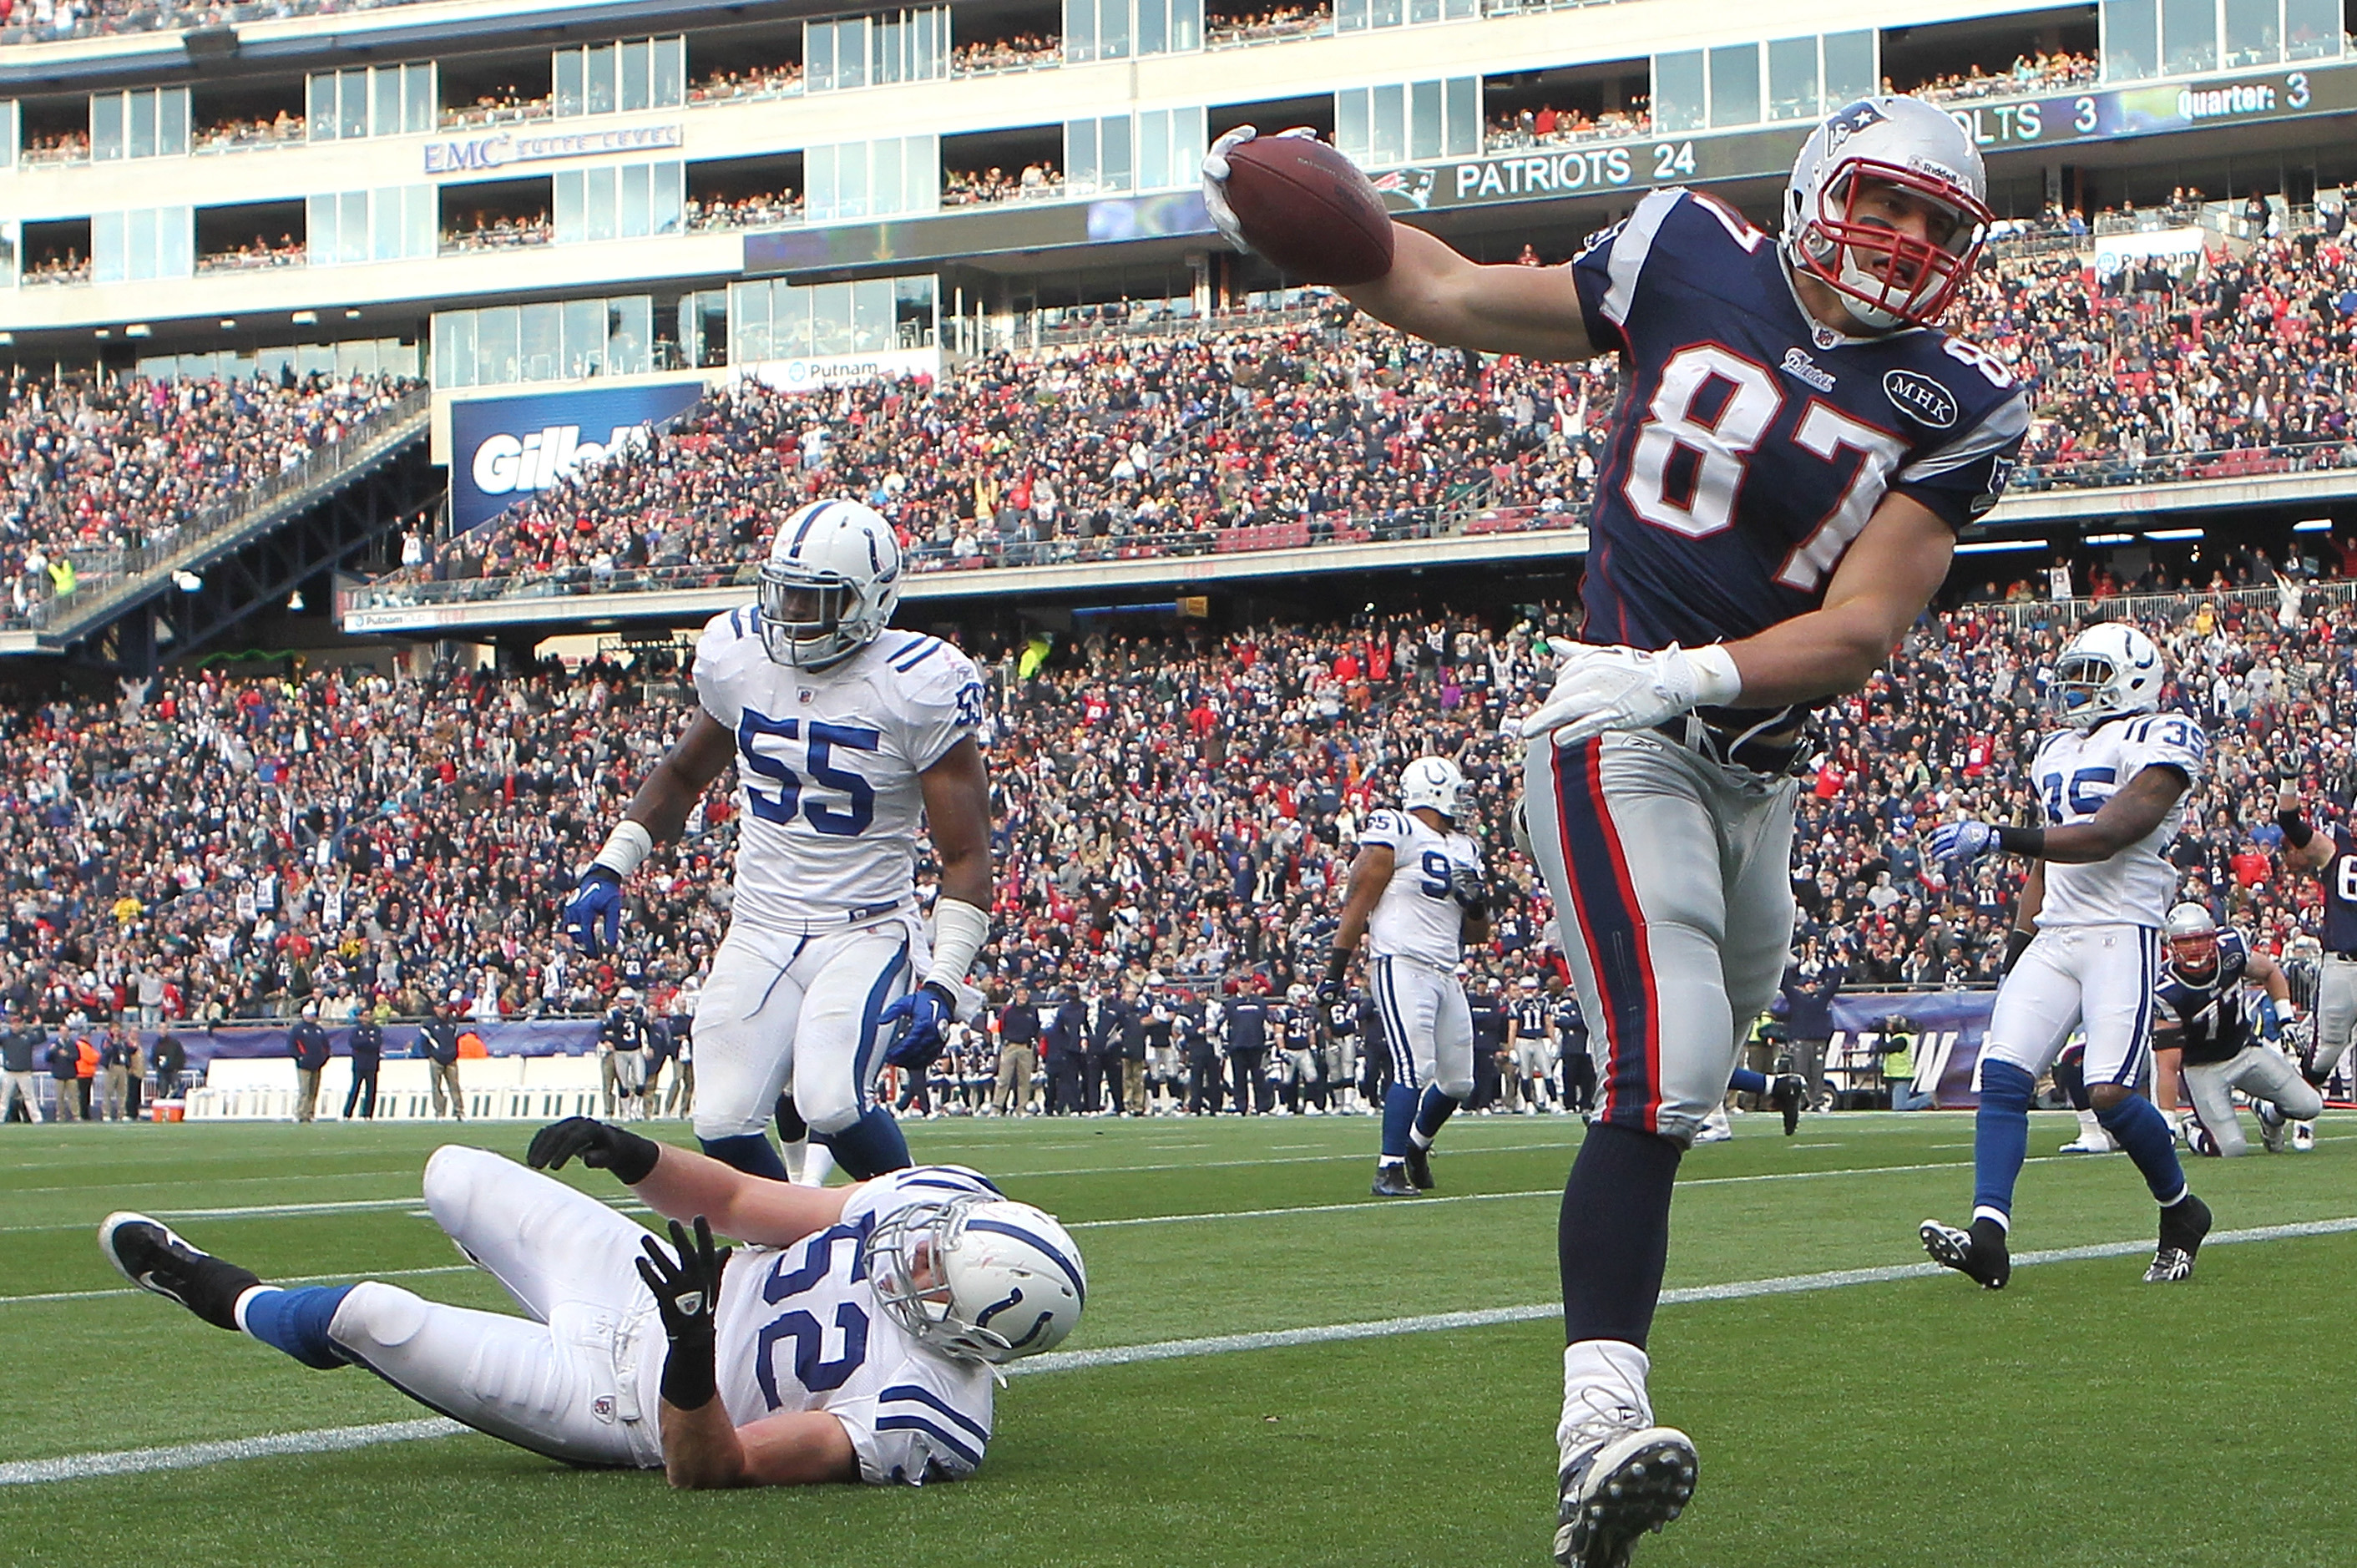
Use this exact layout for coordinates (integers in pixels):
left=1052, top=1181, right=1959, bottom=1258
left=1883, top=369, right=1958, bottom=428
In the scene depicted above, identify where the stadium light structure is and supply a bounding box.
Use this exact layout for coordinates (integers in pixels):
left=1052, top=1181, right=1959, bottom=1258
left=1953, top=539, right=2048, bottom=554
left=291, top=311, right=318, bottom=325
left=2145, top=528, right=2204, bottom=541
left=2294, top=518, right=2334, bottom=533
left=172, top=571, right=203, bottom=593
left=125, top=324, right=152, bottom=338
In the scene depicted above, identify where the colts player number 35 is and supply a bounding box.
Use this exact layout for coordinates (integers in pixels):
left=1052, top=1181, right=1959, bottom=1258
left=563, top=498, right=994, bottom=1185
left=1209, top=94, right=2026, bottom=1566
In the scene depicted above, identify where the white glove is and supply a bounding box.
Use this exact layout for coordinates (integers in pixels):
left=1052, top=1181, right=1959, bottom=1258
left=1523, top=643, right=1741, bottom=746
left=1201, top=124, right=1315, bottom=255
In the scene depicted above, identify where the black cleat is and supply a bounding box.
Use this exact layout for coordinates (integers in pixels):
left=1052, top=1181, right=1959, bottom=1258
left=1920, top=1216, right=2011, bottom=1289
left=1770, top=1074, right=1805, bottom=1136
left=2146, top=1193, right=2213, bottom=1282
left=1554, top=1425, right=1698, bottom=1567
left=99, top=1211, right=260, bottom=1331
left=1404, top=1144, right=1435, bottom=1191
left=1372, top=1163, right=1419, bottom=1197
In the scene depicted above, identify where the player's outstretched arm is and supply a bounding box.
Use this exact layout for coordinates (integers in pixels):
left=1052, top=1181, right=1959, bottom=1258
left=1707, top=493, right=1955, bottom=708
left=2027, top=766, right=2189, bottom=864
left=918, top=737, right=993, bottom=910
left=2276, top=787, right=2334, bottom=872
left=1339, top=224, right=1594, bottom=362
left=632, top=1137, right=854, bottom=1247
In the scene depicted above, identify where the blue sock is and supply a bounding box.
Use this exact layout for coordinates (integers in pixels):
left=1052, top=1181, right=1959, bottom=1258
left=1410, top=1085, right=1459, bottom=1148
left=1380, top=1081, right=1418, bottom=1161
left=1728, top=1068, right=1769, bottom=1097
left=700, top=1133, right=788, bottom=1181
left=240, top=1285, right=353, bottom=1370
left=2096, top=1095, right=2189, bottom=1206
left=817, top=1105, right=912, bottom=1180
left=1970, top=1061, right=2036, bottom=1226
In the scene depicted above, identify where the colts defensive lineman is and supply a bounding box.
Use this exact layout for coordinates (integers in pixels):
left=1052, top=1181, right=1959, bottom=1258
left=1211, top=95, right=2027, bottom=1564
left=2152, top=904, right=2319, bottom=1156
left=2273, top=781, right=2355, bottom=1147
left=563, top=499, right=992, bottom=1183
left=1323, top=756, right=1490, bottom=1196
left=101, top=1120, right=1083, bottom=1485
left=1925, top=622, right=2213, bottom=1287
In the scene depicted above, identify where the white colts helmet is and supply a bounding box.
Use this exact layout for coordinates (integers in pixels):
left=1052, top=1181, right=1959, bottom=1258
left=1400, top=756, right=1469, bottom=822
left=1783, top=96, right=1994, bottom=331
left=868, top=1195, right=1086, bottom=1366
left=758, top=498, right=903, bottom=669
left=2053, top=622, right=2164, bottom=730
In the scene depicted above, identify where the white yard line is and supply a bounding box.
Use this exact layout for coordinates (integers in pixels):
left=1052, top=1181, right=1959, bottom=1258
left=9, top=1215, right=2351, bottom=1485
left=0, top=1263, right=478, bottom=1307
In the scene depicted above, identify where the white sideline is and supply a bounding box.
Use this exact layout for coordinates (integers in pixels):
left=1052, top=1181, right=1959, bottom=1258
left=8, top=1213, right=2353, bottom=1486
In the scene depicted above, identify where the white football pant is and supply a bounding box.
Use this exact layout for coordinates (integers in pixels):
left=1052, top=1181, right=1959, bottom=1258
left=1368, top=955, right=1473, bottom=1100
left=1981, top=924, right=2158, bottom=1088
left=325, top=1146, right=665, bottom=1468
left=2310, top=954, right=2357, bottom=1084
left=692, top=912, right=927, bottom=1141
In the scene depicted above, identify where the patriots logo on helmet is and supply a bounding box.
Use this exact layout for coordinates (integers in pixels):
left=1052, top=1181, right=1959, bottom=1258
left=1823, top=99, right=1889, bottom=147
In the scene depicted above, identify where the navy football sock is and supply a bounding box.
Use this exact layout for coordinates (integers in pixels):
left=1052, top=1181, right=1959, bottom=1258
left=239, top=1284, right=354, bottom=1370
left=1380, top=1080, right=1418, bottom=1161
left=1970, top=1060, right=2036, bottom=1227
left=818, top=1105, right=913, bottom=1180
left=700, top=1132, right=789, bottom=1181
left=2096, top=1094, right=2190, bottom=1206
left=1727, top=1068, right=1769, bottom=1096
left=1409, top=1085, right=1460, bottom=1149
left=1560, top=1121, right=1682, bottom=1348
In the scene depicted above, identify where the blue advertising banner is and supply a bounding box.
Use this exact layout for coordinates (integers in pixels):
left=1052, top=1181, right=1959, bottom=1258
left=448, top=380, right=707, bottom=532
left=1828, top=989, right=1999, bottom=1109
left=138, top=1019, right=605, bottom=1073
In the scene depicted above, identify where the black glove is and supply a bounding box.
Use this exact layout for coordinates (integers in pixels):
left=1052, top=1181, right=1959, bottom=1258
left=636, top=1216, right=730, bottom=1411
left=1317, top=976, right=1355, bottom=1040
left=1449, top=864, right=1490, bottom=915
left=526, top=1116, right=661, bottom=1185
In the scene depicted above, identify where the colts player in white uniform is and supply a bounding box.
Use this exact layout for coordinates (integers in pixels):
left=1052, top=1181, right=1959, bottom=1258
left=1323, top=756, right=1490, bottom=1197
left=101, top=1121, right=1083, bottom=1485
left=1924, top=622, right=2214, bottom=1287
left=563, top=499, right=993, bottom=1184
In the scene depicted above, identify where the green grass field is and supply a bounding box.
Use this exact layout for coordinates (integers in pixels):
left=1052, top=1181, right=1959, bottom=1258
left=4, top=1108, right=2354, bottom=1567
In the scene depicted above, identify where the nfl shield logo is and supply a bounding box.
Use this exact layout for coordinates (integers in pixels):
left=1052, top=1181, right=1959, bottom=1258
left=592, top=1394, right=616, bottom=1422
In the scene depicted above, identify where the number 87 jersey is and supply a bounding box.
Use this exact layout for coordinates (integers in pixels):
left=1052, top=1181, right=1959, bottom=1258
left=695, top=606, right=986, bottom=928
left=1568, top=186, right=2029, bottom=730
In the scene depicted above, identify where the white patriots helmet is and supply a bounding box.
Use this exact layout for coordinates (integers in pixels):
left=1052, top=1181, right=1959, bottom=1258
left=2163, top=902, right=2221, bottom=979
left=1399, top=756, right=1469, bottom=822
left=757, top=498, right=903, bottom=669
left=2053, top=622, right=2164, bottom=730
left=1782, top=95, right=1993, bottom=331
left=868, top=1195, right=1086, bottom=1366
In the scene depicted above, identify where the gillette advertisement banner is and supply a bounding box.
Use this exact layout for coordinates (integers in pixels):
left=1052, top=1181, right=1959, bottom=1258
left=448, top=381, right=707, bottom=532
left=1828, top=989, right=1997, bottom=1109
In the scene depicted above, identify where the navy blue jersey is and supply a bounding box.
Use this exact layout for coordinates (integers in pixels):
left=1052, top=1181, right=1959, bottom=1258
left=1510, top=997, right=1551, bottom=1040
left=1570, top=188, right=2030, bottom=729
left=2153, top=928, right=2258, bottom=1066
left=1553, top=994, right=1586, bottom=1044
left=2320, top=826, right=2357, bottom=954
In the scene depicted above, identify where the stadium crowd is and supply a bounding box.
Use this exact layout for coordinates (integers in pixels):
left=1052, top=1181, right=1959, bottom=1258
left=396, top=223, right=2357, bottom=599
left=3, top=569, right=2352, bottom=1068
left=2, top=370, right=424, bottom=625
left=0, top=0, right=418, bottom=44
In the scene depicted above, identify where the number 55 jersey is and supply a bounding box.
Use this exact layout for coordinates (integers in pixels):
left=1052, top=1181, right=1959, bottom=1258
left=713, top=1166, right=1002, bottom=1484
left=694, top=610, right=987, bottom=928
left=1568, top=185, right=2030, bottom=731
left=2031, top=712, right=2208, bottom=927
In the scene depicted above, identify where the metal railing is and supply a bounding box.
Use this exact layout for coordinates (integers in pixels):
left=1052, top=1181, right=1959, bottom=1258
left=16, top=387, right=430, bottom=638
left=1975, top=575, right=2357, bottom=636
left=2006, top=438, right=2357, bottom=493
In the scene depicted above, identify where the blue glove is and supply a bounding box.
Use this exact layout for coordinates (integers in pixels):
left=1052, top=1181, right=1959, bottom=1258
left=1930, top=821, right=2000, bottom=869
left=881, top=982, right=957, bottom=1071
left=562, top=867, right=623, bottom=955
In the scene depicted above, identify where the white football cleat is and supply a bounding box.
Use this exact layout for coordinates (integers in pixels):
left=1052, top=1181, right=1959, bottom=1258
left=2059, top=1110, right=2117, bottom=1154
left=1692, top=1105, right=1732, bottom=1145
left=1555, top=1343, right=1697, bottom=1568
left=2292, top=1120, right=2317, bottom=1151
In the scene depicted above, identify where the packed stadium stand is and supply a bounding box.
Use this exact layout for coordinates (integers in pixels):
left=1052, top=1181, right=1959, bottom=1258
left=6, top=0, right=2357, bottom=1070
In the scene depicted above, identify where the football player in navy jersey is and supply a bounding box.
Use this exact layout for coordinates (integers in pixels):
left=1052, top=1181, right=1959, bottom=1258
left=2274, top=782, right=2357, bottom=1147
left=1210, top=95, right=2026, bottom=1566
left=2148, top=904, right=2319, bottom=1157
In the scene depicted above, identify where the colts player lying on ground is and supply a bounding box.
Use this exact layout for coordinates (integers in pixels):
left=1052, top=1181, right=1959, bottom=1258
left=100, top=1118, right=1085, bottom=1486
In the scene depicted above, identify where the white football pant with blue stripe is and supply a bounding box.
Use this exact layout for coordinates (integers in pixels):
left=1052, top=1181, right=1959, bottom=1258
left=1369, top=955, right=1474, bottom=1099
left=692, top=912, right=927, bottom=1141
left=1980, top=924, right=2158, bottom=1090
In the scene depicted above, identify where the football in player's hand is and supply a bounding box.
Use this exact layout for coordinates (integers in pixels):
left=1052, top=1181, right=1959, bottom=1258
left=1222, top=134, right=1395, bottom=286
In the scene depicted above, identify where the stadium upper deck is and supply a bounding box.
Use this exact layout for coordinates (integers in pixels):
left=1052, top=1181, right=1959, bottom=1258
left=3, top=0, right=2354, bottom=374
